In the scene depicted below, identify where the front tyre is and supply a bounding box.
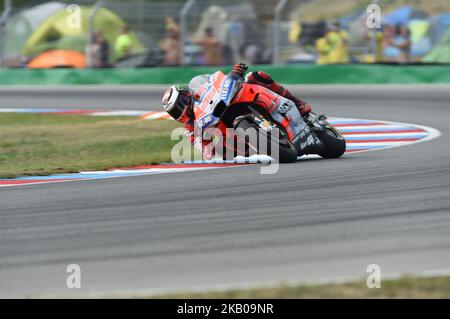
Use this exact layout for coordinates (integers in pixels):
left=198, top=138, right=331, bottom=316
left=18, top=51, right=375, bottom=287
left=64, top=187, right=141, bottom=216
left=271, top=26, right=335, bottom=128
left=317, top=125, right=346, bottom=158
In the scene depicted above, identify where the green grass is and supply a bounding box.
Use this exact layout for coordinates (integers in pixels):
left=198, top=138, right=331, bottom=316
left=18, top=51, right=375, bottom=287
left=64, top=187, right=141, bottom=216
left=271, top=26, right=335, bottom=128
left=157, top=276, right=450, bottom=299
left=0, top=113, right=182, bottom=178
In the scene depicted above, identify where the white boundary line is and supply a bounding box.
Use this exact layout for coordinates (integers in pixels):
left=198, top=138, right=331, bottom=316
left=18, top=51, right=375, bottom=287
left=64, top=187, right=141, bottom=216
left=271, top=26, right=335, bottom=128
left=340, top=118, right=441, bottom=154
left=0, top=164, right=254, bottom=188
left=38, top=267, right=450, bottom=299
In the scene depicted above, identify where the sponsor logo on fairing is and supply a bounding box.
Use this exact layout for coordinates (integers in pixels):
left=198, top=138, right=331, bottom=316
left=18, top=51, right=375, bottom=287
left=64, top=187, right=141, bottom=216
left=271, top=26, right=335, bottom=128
left=300, top=135, right=316, bottom=150
left=278, top=102, right=292, bottom=114
left=220, top=78, right=234, bottom=101
left=198, top=114, right=216, bottom=129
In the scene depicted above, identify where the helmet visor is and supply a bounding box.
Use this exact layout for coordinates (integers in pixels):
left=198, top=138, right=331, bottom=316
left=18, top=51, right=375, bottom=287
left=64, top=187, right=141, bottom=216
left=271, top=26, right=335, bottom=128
left=171, top=93, right=192, bottom=120
left=168, top=101, right=183, bottom=120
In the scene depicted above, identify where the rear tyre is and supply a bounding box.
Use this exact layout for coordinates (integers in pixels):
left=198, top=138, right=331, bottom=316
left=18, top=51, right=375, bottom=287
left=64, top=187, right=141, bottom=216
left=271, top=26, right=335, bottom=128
left=234, top=118, right=298, bottom=163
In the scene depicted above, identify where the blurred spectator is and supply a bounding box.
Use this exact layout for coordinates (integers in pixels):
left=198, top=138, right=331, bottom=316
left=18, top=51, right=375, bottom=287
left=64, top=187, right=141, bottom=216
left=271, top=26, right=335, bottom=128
left=114, top=25, right=133, bottom=61
left=383, top=25, right=411, bottom=63
left=193, top=27, right=223, bottom=66
left=326, top=22, right=349, bottom=63
left=395, top=25, right=411, bottom=63
left=165, top=16, right=180, bottom=34
left=315, top=22, right=349, bottom=64
left=86, top=31, right=109, bottom=68
left=364, top=26, right=384, bottom=63
left=161, top=17, right=181, bottom=66
left=335, top=22, right=350, bottom=63
left=383, top=25, right=396, bottom=48
left=86, top=33, right=100, bottom=68
left=315, top=36, right=331, bottom=65
left=97, top=32, right=110, bottom=67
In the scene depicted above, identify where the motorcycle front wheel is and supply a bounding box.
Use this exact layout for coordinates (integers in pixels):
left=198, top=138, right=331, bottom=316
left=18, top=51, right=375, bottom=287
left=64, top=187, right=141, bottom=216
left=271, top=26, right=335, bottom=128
left=317, top=125, right=346, bottom=158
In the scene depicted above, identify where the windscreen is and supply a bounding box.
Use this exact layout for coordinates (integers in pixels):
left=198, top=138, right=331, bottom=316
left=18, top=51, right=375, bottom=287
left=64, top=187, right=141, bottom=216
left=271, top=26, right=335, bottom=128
left=188, top=74, right=210, bottom=93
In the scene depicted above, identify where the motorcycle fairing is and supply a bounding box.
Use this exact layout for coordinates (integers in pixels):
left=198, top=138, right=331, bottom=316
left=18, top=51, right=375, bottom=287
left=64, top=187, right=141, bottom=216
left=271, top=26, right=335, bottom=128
left=233, top=84, right=310, bottom=148
left=192, top=71, right=241, bottom=130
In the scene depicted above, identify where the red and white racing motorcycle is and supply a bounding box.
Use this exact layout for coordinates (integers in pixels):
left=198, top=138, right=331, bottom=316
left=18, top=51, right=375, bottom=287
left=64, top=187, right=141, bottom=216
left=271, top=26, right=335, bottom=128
left=189, top=71, right=346, bottom=163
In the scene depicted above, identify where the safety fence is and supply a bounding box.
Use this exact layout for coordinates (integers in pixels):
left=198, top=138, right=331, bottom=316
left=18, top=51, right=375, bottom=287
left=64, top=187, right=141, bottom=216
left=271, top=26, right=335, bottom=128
left=0, top=0, right=370, bottom=67
left=0, top=0, right=449, bottom=67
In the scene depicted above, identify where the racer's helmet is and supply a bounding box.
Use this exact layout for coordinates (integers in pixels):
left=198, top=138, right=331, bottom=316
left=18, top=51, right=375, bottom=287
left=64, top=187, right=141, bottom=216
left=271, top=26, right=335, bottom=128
left=161, top=84, right=193, bottom=121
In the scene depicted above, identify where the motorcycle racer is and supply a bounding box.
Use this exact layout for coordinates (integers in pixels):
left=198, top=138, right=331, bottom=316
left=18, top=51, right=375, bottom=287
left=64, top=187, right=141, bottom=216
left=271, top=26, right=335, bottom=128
left=161, top=63, right=313, bottom=159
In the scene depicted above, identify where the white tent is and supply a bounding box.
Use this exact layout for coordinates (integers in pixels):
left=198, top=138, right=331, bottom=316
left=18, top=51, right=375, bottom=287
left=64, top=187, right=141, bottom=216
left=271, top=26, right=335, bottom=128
left=3, top=2, right=65, bottom=65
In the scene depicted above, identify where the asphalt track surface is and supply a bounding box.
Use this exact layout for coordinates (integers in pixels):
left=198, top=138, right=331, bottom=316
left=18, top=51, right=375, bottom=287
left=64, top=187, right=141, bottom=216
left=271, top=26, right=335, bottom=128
left=0, top=85, right=449, bottom=298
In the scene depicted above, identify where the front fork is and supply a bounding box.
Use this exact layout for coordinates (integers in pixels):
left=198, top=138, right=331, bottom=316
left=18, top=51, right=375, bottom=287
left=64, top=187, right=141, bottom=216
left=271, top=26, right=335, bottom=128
left=292, top=112, right=326, bottom=155
left=305, top=112, right=344, bottom=139
left=304, top=112, right=328, bottom=131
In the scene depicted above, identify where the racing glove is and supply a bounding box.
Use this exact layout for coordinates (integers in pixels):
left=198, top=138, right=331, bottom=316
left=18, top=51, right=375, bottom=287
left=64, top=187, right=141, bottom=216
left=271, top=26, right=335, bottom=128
left=232, top=63, right=248, bottom=78
left=297, top=100, right=312, bottom=116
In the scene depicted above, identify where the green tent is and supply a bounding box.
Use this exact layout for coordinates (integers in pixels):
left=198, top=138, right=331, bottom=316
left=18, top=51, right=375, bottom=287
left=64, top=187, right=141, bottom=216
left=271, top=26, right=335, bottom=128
left=23, top=5, right=145, bottom=61
left=423, top=26, right=450, bottom=63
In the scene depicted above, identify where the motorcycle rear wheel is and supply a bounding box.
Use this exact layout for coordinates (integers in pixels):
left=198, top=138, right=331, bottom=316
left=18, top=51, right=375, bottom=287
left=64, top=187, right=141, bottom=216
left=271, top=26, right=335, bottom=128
left=234, top=118, right=298, bottom=163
